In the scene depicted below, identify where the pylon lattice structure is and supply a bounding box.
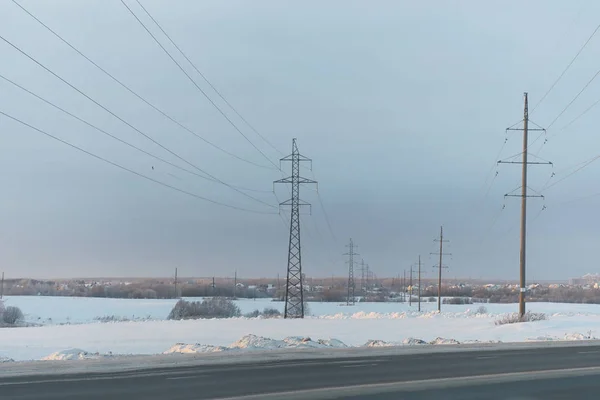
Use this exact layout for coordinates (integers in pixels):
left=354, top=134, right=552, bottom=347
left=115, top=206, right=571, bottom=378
left=344, top=239, right=359, bottom=305
left=274, top=138, right=317, bottom=319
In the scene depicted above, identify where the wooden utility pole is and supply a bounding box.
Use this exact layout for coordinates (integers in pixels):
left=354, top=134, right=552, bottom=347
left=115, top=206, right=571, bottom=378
left=519, top=94, right=529, bottom=317
left=409, top=268, right=413, bottom=306
left=418, top=256, right=422, bottom=312
left=234, top=270, right=237, bottom=299
left=0, top=272, right=4, bottom=299
left=174, top=267, right=178, bottom=299
left=432, top=226, right=451, bottom=312
left=437, top=227, right=443, bottom=311
left=499, top=93, right=551, bottom=318
left=402, top=270, right=406, bottom=303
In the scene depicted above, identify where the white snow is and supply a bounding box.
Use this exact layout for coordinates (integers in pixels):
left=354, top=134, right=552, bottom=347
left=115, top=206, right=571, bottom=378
left=164, top=335, right=348, bottom=355
left=163, top=343, right=227, bottom=354
left=41, top=348, right=112, bottom=361
left=430, top=337, right=461, bottom=345
left=5, top=296, right=600, bottom=325
left=1, top=296, right=600, bottom=361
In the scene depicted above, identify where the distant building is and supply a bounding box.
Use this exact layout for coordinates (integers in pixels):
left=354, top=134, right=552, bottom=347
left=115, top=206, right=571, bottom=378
left=569, top=274, right=600, bottom=285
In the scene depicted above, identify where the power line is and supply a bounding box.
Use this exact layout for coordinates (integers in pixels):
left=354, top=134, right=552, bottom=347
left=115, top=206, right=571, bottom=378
left=308, top=169, right=337, bottom=243
left=0, top=109, right=277, bottom=215
left=0, top=72, right=271, bottom=195
left=10, top=0, right=272, bottom=170
left=546, top=64, right=600, bottom=130
left=0, top=34, right=276, bottom=209
left=133, top=0, right=284, bottom=158
left=532, top=22, right=600, bottom=113
left=544, top=154, right=600, bottom=191
left=120, top=0, right=280, bottom=171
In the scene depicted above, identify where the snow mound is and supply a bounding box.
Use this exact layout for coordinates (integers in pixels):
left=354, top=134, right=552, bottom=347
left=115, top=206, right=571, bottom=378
left=282, top=336, right=329, bottom=348
left=403, top=338, right=427, bottom=345
left=41, top=348, right=111, bottom=361
left=229, top=334, right=286, bottom=350
left=564, top=332, right=595, bottom=341
left=364, top=339, right=398, bottom=347
left=526, top=336, right=555, bottom=342
left=170, top=335, right=349, bottom=354
left=462, top=339, right=502, bottom=344
left=0, top=356, right=14, bottom=363
left=163, top=343, right=227, bottom=354
left=318, top=338, right=348, bottom=348
left=430, top=337, right=460, bottom=345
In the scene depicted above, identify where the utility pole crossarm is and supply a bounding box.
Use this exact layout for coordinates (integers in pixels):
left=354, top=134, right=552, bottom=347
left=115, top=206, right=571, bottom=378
left=498, top=161, right=553, bottom=165
left=506, top=128, right=545, bottom=132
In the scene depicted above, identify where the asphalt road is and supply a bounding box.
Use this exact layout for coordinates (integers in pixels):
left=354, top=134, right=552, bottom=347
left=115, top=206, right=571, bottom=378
left=2, top=345, right=600, bottom=399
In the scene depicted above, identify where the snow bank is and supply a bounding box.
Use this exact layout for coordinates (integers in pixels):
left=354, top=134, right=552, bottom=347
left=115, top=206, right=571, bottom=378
left=165, top=335, right=349, bottom=355
left=163, top=343, right=227, bottom=354
left=403, top=338, right=427, bottom=345
left=430, top=337, right=460, bottom=345
left=527, top=332, right=597, bottom=342
left=41, top=348, right=112, bottom=361
left=318, top=338, right=348, bottom=348
left=0, top=356, right=14, bottom=363
left=364, top=340, right=398, bottom=347
left=364, top=337, right=457, bottom=347
left=229, top=334, right=286, bottom=350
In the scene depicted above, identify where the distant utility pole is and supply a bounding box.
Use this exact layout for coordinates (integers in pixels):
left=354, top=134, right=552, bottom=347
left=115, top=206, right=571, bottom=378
left=344, top=239, right=359, bottom=306
left=409, top=267, right=413, bottom=306
left=499, top=93, right=551, bottom=318
left=402, top=270, right=406, bottom=303
left=274, top=138, right=317, bottom=319
left=174, top=267, right=178, bottom=299
left=0, top=272, right=4, bottom=299
left=431, top=226, right=451, bottom=312
left=360, top=259, right=367, bottom=296
left=234, top=270, right=237, bottom=299
left=418, top=256, right=422, bottom=312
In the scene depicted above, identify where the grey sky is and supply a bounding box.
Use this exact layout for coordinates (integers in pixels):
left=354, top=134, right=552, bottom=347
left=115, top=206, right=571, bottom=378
left=0, top=0, right=598, bottom=280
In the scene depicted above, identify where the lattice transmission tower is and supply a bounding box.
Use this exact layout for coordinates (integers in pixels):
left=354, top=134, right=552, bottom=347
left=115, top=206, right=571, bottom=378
left=274, top=139, right=317, bottom=319
left=344, top=239, right=359, bottom=305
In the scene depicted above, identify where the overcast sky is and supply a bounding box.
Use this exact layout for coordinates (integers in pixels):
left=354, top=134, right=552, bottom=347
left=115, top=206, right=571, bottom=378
left=0, top=0, right=599, bottom=281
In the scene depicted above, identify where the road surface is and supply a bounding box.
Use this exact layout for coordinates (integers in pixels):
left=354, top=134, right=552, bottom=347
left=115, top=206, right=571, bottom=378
left=2, top=345, right=600, bottom=399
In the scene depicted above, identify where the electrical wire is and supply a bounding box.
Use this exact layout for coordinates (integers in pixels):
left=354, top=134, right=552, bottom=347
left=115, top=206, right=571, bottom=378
left=308, top=170, right=337, bottom=243
left=532, top=22, right=600, bottom=113
left=133, top=0, right=285, bottom=158
left=0, top=72, right=272, bottom=195
left=0, top=34, right=276, bottom=209
left=10, top=0, right=273, bottom=170
left=120, top=0, right=281, bottom=171
left=0, top=109, right=277, bottom=215
left=546, top=65, right=600, bottom=130
left=544, top=154, right=600, bottom=191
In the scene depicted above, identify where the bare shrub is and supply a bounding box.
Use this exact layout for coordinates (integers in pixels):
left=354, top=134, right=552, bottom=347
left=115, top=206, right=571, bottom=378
left=261, top=307, right=282, bottom=318
left=443, top=297, right=473, bottom=305
left=475, top=306, right=488, bottom=315
left=168, top=298, right=241, bottom=320
left=2, top=306, right=24, bottom=325
left=94, top=315, right=130, bottom=323
left=244, top=309, right=261, bottom=318
left=244, top=307, right=282, bottom=318
left=495, top=311, right=547, bottom=326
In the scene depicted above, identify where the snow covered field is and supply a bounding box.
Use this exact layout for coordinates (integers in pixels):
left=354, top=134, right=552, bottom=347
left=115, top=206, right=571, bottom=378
left=1, top=296, right=600, bottom=362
